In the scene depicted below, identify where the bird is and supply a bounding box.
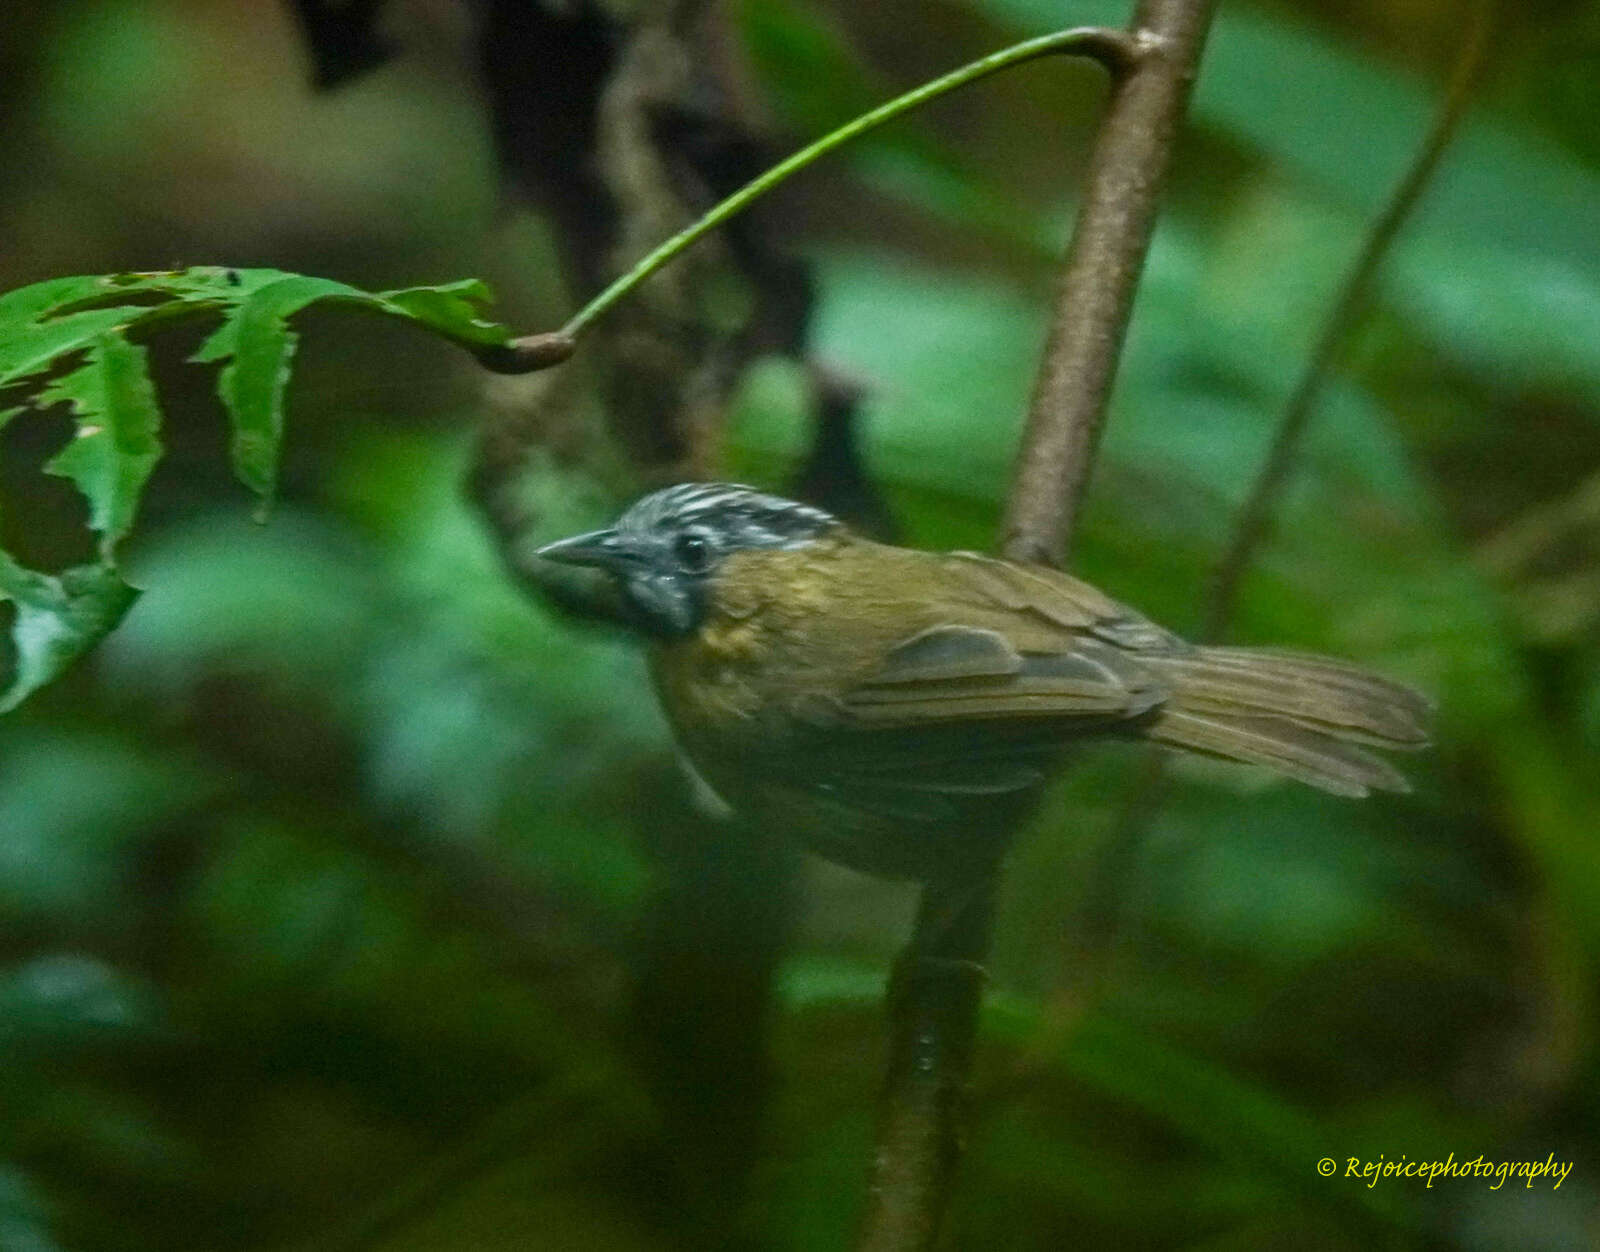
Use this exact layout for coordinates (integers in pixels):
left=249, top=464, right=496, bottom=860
left=537, top=483, right=1431, bottom=882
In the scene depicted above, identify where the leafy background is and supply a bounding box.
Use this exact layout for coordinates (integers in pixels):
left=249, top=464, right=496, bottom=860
left=2, top=0, right=1598, bottom=1249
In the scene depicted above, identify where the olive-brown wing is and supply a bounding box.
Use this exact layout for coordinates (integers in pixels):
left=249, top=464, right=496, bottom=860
left=778, top=554, right=1179, bottom=819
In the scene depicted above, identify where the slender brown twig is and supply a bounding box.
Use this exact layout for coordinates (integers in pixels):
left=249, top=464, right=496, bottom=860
left=1079, top=0, right=1498, bottom=951
left=858, top=4, right=1219, bottom=1249
left=1201, top=0, right=1498, bottom=641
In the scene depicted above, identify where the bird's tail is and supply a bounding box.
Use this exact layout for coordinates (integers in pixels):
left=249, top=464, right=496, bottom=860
left=1142, top=646, right=1431, bottom=796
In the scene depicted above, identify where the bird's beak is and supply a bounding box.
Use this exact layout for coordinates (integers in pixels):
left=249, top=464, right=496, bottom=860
left=535, top=528, right=633, bottom=573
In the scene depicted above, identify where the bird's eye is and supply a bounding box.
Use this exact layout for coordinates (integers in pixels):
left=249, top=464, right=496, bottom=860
left=673, top=532, right=713, bottom=573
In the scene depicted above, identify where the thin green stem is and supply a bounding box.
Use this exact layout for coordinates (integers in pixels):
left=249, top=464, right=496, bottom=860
left=562, top=27, right=1130, bottom=342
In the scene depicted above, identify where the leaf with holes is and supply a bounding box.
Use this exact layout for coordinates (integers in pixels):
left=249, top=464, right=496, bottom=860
left=0, top=265, right=515, bottom=710
left=0, top=557, right=139, bottom=713
left=203, top=275, right=348, bottom=510
left=35, top=332, right=163, bottom=558
left=193, top=273, right=514, bottom=511
left=380, top=278, right=512, bottom=346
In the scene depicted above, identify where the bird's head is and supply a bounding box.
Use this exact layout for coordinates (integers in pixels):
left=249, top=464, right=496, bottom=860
left=536, top=483, right=840, bottom=637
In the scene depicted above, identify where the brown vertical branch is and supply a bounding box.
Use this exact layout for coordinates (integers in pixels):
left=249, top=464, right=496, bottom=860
left=859, top=888, right=995, bottom=1252
left=857, top=3, right=1219, bottom=1250
left=1004, top=0, right=1220, bottom=568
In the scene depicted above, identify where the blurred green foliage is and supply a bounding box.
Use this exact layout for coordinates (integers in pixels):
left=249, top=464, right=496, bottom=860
left=1, top=0, right=1598, bottom=1249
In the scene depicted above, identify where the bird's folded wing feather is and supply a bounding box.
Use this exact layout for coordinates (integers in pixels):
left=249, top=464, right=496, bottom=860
left=840, top=552, right=1179, bottom=722
left=781, top=554, right=1176, bottom=813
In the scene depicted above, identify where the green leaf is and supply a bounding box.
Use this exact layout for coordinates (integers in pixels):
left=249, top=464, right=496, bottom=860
left=0, top=274, right=118, bottom=326
left=0, top=304, right=150, bottom=388
left=0, top=277, right=148, bottom=397
left=214, top=277, right=332, bottom=508
left=1, top=265, right=513, bottom=522
left=379, top=278, right=510, bottom=346
left=0, top=269, right=261, bottom=385
left=37, top=332, right=162, bottom=556
left=202, top=274, right=513, bottom=510
left=0, top=556, right=138, bottom=712
left=0, top=266, right=514, bottom=711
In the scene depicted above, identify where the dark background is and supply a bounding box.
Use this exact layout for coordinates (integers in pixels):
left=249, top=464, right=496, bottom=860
left=1, top=1, right=1598, bottom=1248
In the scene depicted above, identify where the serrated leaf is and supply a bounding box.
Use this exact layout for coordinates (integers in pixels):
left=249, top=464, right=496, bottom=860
left=211, top=275, right=371, bottom=510
left=379, top=278, right=511, bottom=345
left=183, top=268, right=350, bottom=362
left=188, top=313, right=240, bottom=365
left=36, top=332, right=162, bottom=556
left=205, top=274, right=512, bottom=510
left=0, top=269, right=277, bottom=387
left=0, top=274, right=119, bottom=328
left=0, top=556, right=138, bottom=712
left=0, top=265, right=515, bottom=711
left=0, top=305, right=148, bottom=387
left=217, top=290, right=307, bottom=508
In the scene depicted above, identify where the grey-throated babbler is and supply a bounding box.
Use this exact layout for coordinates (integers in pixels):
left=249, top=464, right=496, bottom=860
left=539, top=483, right=1430, bottom=881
